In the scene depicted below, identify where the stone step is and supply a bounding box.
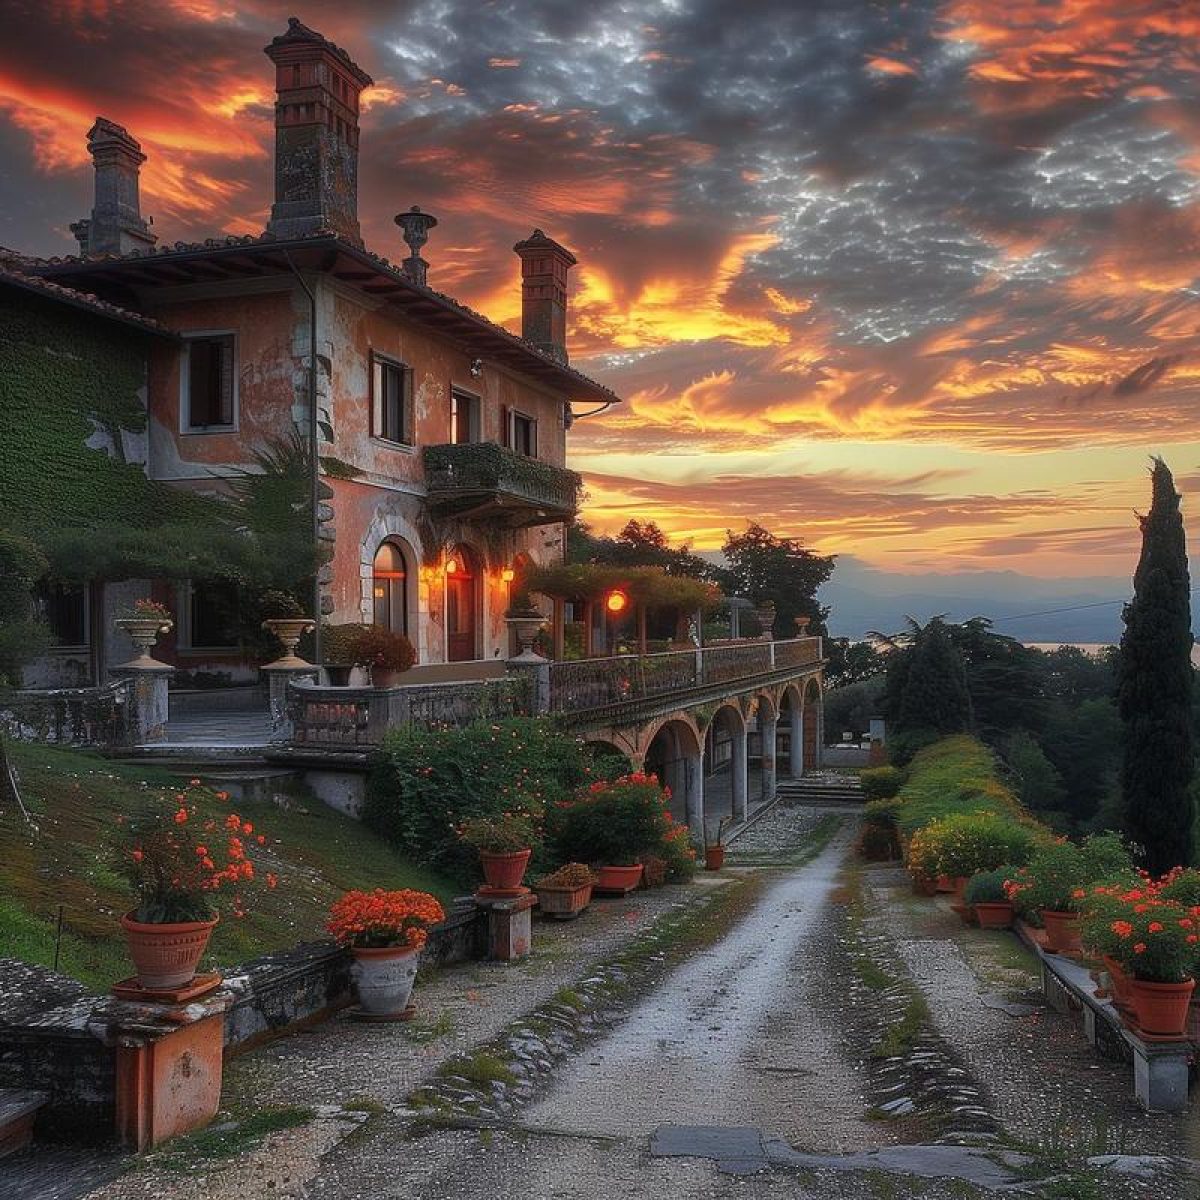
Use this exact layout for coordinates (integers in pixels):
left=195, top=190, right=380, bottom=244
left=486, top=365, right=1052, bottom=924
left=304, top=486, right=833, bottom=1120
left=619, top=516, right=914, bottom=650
left=0, top=1089, right=48, bottom=1159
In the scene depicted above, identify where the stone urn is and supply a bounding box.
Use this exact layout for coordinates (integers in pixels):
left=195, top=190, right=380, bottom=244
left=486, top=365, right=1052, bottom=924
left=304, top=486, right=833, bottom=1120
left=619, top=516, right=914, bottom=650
left=794, top=615, right=811, bottom=636
left=506, top=611, right=546, bottom=660
left=351, top=945, right=421, bottom=1018
left=262, top=617, right=316, bottom=668
left=113, top=616, right=174, bottom=669
left=753, top=601, right=776, bottom=641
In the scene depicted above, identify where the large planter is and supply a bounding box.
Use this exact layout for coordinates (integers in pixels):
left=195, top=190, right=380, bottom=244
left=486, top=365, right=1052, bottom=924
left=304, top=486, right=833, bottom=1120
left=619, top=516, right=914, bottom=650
left=325, top=664, right=353, bottom=687
left=1041, top=909, right=1083, bottom=955
left=1103, top=954, right=1133, bottom=1012
left=351, top=945, right=420, bottom=1017
left=594, top=864, right=644, bottom=894
left=371, top=666, right=409, bottom=688
left=705, top=845, right=726, bottom=871
left=121, top=912, right=217, bottom=990
left=479, top=849, right=532, bottom=893
left=506, top=612, right=546, bottom=660
left=974, top=901, right=1015, bottom=930
left=935, top=874, right=954, bottom=894
left=262, top=617, right=316, bottom=668
left=535, top=883, right=593, bottom=920
left=113, top=616, right=173, bottom=669
left=912, top=875, right=938, bottom=897
left=1128, top=977, right=1195, bottom=1038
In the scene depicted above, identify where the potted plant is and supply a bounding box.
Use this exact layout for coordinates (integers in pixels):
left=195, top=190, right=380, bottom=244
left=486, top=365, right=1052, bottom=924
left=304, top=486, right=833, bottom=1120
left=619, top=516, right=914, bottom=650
left=704, top=816, right=732, bottom=871
left=327, top=888, right=445, bottom=1018
left=260, top=591, right=315, bottom=666
left=1005, top=841, right=1088, bottom=954
left=351, top=624, right=416, bottom=687
left=1106, top=897, right=1197, bottom=1037
left=322, top=623, right=365, bottom=686
left=927, top=812, right=1035, bottom=919
left=118, top=782, right=275, bottom=993
left=533, top=862, right=596, bottom=919
left=113, top=597, right=174, bottom=667
left=1080, top=884, right=1139, bottom=1012
left=460, top=812, right=538, bottom=894
left=905, top=827, right=940, bottom=896
left=964, top=868, right=1018, bottom=929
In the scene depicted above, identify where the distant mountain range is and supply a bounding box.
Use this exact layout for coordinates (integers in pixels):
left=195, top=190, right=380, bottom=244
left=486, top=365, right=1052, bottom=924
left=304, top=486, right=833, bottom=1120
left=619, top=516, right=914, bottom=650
left=819, top=558, right=1148, bottom=645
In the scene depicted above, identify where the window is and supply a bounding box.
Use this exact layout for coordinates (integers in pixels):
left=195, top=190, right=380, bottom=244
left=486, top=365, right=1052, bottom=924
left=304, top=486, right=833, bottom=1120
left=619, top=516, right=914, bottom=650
left=372, top=541, right=409, bottom=634
left=183, top=334, right=235, bottom=430
left=186, top=579, right=240, bottom=650
left=504, top=408, right=537, bottom=457
left=41, top=582, right=88, bottom=647
left=451, top=390, right=479, bottom=444
left=371, top=353, right=413, bottom=444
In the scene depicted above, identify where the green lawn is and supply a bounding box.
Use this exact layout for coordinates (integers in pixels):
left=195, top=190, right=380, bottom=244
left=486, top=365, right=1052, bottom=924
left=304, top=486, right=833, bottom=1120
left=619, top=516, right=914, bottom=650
left=0, top=742, right=456, bottom=992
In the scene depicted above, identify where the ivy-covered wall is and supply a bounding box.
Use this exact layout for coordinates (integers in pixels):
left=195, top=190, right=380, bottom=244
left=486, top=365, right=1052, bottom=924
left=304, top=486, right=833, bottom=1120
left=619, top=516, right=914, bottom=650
left=0, top=287, right=222, bottom=572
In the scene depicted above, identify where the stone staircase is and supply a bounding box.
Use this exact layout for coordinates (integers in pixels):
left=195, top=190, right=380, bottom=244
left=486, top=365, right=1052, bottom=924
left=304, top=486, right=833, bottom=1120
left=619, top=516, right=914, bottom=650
left=775, top=773, right=865, bottom=807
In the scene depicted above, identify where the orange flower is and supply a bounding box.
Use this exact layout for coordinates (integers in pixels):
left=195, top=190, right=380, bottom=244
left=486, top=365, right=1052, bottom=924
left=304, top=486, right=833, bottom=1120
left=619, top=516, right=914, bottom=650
left=1133, top=942, right=1147, bottom=954
left=131, top=848, right=144, bottom=863
left=173, top=808, right=188, bottom=824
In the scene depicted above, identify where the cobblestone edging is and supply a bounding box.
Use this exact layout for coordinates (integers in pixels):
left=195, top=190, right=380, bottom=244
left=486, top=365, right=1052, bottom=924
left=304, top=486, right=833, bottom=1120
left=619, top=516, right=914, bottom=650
left=406, top=874, right=761, bottom=1121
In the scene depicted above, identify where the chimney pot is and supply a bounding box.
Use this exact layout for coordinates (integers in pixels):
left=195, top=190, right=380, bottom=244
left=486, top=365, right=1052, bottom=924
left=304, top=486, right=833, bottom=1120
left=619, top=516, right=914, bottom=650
left=512, top=229, right=576, bottom=364
left=72, top=118, right=156, bottom=257
left=395, top=205, right=437, bottom=286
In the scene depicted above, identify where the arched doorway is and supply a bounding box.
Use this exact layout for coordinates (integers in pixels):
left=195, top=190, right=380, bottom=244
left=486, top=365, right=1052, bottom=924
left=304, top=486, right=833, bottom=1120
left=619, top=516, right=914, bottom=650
left=705, top=705, right=748, bottom=826
left=780, top=684, right=803, bottom=778
left=372, top=539, right=412, bottom=634
left=644, top=718, right=704, bottom=840
left=446, top=544, right=479, bottom=662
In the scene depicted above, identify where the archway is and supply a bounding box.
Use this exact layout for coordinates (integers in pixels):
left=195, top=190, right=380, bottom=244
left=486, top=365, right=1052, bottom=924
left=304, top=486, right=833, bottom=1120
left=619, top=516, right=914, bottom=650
left=372, top=538, right=414, bottom=636
left=755, top=692, right=778, bottom=803
left=445, top=544, right=480, bottom=662
left=780, top=683, right=804, bottom=778
left=802, top=677, right=822, bottom=773
left=705, top=704, right=748, bottom=829
left=644, top=717, right=704, bottom=842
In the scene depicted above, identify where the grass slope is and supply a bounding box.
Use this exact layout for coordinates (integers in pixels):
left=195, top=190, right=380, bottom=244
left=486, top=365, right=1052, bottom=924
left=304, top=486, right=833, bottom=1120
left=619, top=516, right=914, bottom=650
left=0, top=743, right=456, bottom=992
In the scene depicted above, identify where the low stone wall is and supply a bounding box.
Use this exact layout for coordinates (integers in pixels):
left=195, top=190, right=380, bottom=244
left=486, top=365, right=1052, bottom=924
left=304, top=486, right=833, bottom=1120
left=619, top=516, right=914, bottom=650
left=0, top=905, right=489, bottom=1142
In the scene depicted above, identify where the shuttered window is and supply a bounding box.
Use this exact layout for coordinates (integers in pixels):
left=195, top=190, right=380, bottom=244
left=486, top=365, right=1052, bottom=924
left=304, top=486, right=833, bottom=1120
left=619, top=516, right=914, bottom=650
left=371, top=353, right=413, bottom=444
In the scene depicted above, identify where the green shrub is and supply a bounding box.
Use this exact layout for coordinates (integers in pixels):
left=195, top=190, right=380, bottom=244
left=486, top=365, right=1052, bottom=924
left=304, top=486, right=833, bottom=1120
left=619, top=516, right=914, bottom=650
left=921, top=812, right=1036, bottom=879
left=363, top=718, right=606, bottom=882
left=860, top=766, right=904, bottom=801
left=1007, top=841, right=1090, bottom=915
left=1158, top=867, right=1200, bottom=907
left=858, top=824, right=898, bottom=862
left=863, top=797, right=902, bottom=830
left=964, top=867, right=1016, bottom=906
left=547, top=772, right=695, bottom=878
left=887, top=727, right=940, bottom=767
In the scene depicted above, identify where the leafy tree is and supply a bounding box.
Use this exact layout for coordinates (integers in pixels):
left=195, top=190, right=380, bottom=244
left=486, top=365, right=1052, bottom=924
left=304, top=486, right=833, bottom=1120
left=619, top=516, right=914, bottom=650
left=893, top=617, right=973, bottom=735
left=1005, top=731, right=1066, bottom=819
left=825, top=638, right=886, bottom=686
left=0, top=530, right=51, bottom=686
left=714, top=522, right=834, bottom=635
left=1040, top=697, right=1122, bottom=826
left=567, top=518, right=711, bottom=579
left=945, top=618, right=1046, bottom=739
left=1118, top=458, right=1196, bottom=873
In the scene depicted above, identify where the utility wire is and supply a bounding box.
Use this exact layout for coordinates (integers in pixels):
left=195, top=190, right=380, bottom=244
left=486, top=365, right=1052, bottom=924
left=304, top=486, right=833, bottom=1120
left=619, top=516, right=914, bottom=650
left=989, top=587, right=1200, bottom=625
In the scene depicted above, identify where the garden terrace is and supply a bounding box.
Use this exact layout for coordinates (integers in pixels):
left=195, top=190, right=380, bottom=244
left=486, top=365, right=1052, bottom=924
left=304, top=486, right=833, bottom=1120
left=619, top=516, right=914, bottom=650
left=548, top=637, right=823, bottom=726
left=423, top=443, right=581, bottom=528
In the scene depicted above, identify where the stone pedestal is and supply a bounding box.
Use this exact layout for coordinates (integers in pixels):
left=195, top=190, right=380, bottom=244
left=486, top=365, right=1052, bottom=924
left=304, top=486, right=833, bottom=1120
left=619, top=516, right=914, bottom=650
left=88, top=992, right=229, bottom=1151
left=110, top=664, right=173, bottom=745
left=1133, top=1042, right=1191, bottom=1112
left=262, top=663, right=318, bottom=741
left=505, top=655, right=550, bottom=716
left=474, top=893, right=537, bottom=962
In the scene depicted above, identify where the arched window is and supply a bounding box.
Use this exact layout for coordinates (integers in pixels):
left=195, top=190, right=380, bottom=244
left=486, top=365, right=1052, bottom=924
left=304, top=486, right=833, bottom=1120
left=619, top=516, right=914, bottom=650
left=372, top=540, right=409, bottom=634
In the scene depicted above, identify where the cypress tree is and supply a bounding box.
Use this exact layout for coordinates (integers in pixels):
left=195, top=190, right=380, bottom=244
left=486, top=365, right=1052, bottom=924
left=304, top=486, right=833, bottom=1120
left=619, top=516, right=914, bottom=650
left=1118, top=458, right=1195, bottom=874
left=896, top=617, right=974, bottom=735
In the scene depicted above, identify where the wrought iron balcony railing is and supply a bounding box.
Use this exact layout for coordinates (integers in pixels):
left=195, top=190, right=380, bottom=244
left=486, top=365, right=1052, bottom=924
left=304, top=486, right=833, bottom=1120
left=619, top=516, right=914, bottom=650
left=423, top=443, right=581, bottom=528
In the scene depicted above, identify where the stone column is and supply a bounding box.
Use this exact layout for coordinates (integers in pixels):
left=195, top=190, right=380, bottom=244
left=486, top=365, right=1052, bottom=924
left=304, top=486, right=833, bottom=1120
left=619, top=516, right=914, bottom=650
left=685, top=749, right=705, bottom=846
left=110, top=664, right=173, bottom=745
left=761, top=715, right=777, bottom=802
left=506, top=655, right=551, bottom=716
left=790, top=703, right=804, bottom=779
left=732, top=721, right=749, bottom=823
left=262, top=664, right=318, bottom=742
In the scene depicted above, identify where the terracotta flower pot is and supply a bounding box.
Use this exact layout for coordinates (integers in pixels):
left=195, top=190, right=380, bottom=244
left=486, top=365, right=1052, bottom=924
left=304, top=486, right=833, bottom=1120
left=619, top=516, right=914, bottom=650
left=479, top=848, right=532, bottom=892
left=974, top=901, right=1015, bottom=930
left=912, top=876, right=938, bottom=897
left=351, top=945, right=420, bottom=1017
left=1129, top=977, right=1195, bottom=1038
left=371, top=666, right=407, bottom=688
left=705, top=845, right=726, bottom=871
left=1040, top=909, right=1082, bottom=955
left=952, top=876, right=969, bottom=904
left=535, top=883, right=593, bottom=920
left=1102, top=955, right=1133, bottom=1011
left=594, top=864, right=644, bottom=894
left=121, top=912, right=218, bottom=990
left=935, top=874, right=954, bottom=894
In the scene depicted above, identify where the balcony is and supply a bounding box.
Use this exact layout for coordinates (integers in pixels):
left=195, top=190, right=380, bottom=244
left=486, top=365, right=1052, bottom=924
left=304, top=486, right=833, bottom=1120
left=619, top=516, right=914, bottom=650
left=423, top=443, right=581, bottom=528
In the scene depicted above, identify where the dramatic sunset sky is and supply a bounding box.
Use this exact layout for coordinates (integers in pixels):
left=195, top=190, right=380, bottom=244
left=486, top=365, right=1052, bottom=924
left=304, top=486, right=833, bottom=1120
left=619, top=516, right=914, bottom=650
left=3, top=1, right=1199, bottom=593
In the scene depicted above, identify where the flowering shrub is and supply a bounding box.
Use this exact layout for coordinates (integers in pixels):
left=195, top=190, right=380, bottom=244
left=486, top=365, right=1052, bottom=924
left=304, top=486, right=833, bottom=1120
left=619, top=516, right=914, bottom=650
left=1157, top=867, right=1200, bottom=908
left=459, top=812, right=539, bottom=854
left=120, top=781, right=276, bottom=924
left=964, top=867, right=1017, bottom=907
left=1005, top=834, right=1135, bottom=917
left=535, top=862, right=596, bottom=889
left=351, top=624, right=416, bottom=673
left=548, top=773, right=696, bottom=880
left=920, top=812, right=1036, bottom=880
left=117, top=597, right=172, bottom=623
left=326, top=888, right=445, bottom=950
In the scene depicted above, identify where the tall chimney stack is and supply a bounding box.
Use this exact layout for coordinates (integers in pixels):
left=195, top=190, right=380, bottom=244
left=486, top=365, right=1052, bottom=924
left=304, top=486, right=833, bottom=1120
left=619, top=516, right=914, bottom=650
left=264, top=18, right=373, bottom=245
left=513, top=229, right=576, bottom=364
left=70, top=118, right=157, bottom=257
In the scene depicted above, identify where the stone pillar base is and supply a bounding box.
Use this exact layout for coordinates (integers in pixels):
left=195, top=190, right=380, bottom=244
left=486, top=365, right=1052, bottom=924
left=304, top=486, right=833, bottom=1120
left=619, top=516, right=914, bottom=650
left=262, top=663, right=318, bottom=741
left=474, top=893, right=536, bottom=961
left=110, top=665, right=173, bottom=745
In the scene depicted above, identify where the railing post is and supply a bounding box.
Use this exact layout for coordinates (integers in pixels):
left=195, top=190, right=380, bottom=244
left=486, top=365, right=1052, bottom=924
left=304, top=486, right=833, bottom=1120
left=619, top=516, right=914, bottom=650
left=507, top=655, right=550, bottom=716
left=110, top=663, right=174, bottom=745
left=265, top=664, right=317, bottom=742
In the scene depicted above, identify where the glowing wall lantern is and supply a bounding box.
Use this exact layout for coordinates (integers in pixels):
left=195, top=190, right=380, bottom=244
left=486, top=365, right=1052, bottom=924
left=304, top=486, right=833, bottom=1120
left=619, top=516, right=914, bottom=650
left=444, top=557, right=458, bottom=576
left=605, top=590, right=628, bottom=614
left=501, top=567, right=516, bottom=584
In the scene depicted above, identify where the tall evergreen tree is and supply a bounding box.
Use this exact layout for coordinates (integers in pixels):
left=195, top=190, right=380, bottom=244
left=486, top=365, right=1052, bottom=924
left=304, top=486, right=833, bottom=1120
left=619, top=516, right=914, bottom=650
left=895, top=617, right=974, bottom=735
left=1118, top=458, right=1195, bottom=874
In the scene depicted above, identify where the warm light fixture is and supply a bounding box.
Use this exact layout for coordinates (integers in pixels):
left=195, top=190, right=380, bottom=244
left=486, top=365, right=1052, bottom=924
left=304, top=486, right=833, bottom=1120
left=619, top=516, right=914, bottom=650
left=444, top=558, right=458, bottom=575
left=469, top=358, right=484, bottom=378
left=501, top=567, right=515, bottom=583
left=373, top=586, right=385, bottom=599
left=605, top=590, right=628, bottom=613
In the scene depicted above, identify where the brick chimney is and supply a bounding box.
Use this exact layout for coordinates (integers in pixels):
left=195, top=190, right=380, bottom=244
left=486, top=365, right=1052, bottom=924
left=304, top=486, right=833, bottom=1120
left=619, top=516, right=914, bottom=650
left=513, top=229, right=576, bottom=364
left=70, top=118, right=157, bottom=257
left=264, top=17, right=374, bottom=245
